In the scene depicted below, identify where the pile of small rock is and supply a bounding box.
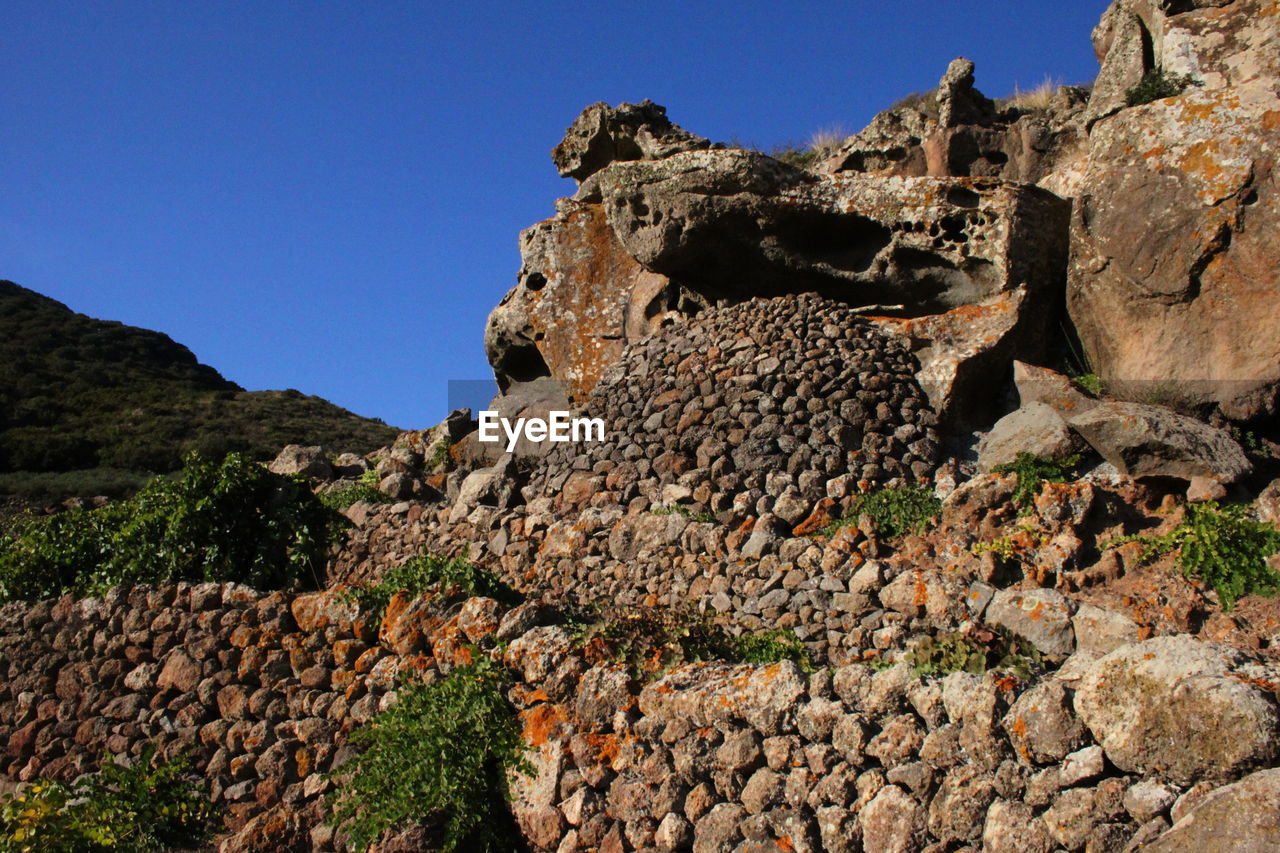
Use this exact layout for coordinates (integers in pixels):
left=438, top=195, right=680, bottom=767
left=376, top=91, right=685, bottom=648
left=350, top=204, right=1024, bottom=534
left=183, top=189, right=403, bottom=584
left=526, top=293, right=940, bottom=523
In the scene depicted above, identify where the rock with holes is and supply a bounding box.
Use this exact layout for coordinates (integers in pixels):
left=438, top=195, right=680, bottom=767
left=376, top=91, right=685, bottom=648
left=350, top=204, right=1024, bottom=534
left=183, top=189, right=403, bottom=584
left=552, top=100, right=712, bottom=183
left=1074, top=636, right=1280, bottom=785
left=594, top=149, right=1068, bottom=427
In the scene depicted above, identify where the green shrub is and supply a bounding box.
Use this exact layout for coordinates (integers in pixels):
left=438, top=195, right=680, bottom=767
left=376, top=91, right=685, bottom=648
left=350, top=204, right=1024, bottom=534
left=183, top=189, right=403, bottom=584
left=993, top=452, right=1082, bottom=516
left=341, top=551, right=522, bottom=621
left=907, top=626, right=1042, bottom=679
left=0, top=746, right=212, bottom=852
left=823, top=485, right=941, bottom=540
left=327, top=658, right=530, bottom=852
left=650, top=504, right=716, bottom=523
left=574, top=605, right=812, bottom=680
left=1073, top=373, right=1104, bottom=397
left=424, top=439, right=450, bottom=471
left=319, top=482, right=393, bottom=511
left=1126, top=68, right=1193, bottom=106
left=728, top=629, right=814, bottom=672
left=0, top=452, right=343, bottom=602
left=1110, top=502, right=1280, bottom=610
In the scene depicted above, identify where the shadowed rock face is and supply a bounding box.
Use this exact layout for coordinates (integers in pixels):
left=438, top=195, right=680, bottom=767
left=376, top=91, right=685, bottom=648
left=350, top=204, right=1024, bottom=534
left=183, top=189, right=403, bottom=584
left=1067, top=0, right=1280, bottom=421
left=487, top=105, right=1069, bottom=428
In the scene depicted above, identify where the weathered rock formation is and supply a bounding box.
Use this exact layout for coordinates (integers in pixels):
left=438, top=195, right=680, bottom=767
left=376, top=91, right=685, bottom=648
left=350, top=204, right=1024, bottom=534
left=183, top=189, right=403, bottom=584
left=1067, top=0, right=1280, bottom=420
left=489, top=103, right=1070, bottom=427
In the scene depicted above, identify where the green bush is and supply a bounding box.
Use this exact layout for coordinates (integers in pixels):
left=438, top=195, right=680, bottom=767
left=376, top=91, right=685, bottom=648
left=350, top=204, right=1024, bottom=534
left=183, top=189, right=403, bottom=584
left=0, top=452, right=343, bottom=602
left=0, top=746, right=212, bottom=852
left=327, top=658, right=530, bottom=852
left=319, top=482, right=392, bottom=511
left=907, top=626, right=1042, bottom=679
left=994, top=452, right=1082, bottom=516
left=1073, top=373, right=1104, bottom=397
left=823, top=485, right=941, bottom=540
left=650, top=504, right=716, bottom=523
left=1111, top=502, right=1280, bottom=610
left=1126, top=68, right=1193, bottom=106
left=340, top=551, right=522, bottom=621
left=573, top=605, right=812, bottom=680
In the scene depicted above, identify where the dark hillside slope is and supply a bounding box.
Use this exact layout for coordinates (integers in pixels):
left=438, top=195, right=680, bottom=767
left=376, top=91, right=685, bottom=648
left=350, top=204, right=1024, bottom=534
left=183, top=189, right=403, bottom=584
left=0, top=280, right=398, bottom=498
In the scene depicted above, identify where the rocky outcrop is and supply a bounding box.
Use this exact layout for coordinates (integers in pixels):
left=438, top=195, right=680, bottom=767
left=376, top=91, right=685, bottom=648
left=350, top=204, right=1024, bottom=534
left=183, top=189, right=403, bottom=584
left=819, top=57, right=1090, bottom=186
left=490, top=114, right=1070, bottom=427
left=1067, top=0, right=1280, bottom=421
left=551, top=100, right=712, bottom=182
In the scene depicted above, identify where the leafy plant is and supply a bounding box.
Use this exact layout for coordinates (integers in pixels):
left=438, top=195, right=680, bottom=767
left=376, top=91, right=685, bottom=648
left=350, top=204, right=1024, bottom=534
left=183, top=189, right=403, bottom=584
left=1109, top=502, right=1280, bottom=610
left=341, top=551, right=522, bottom=621
left=319, top=482, right=393, bottom=511
left=0, top=746, right=212, bottom=852
left=730, top=628, right=814, bottom=672
left=1073, top=373, right=1104, bottom=396
left=1126, top=67, right=1194, bottom=106
left=358, top=467, right=381, bottom=487
left=574, top=605, right=812, bottom=680
left=0, top=452, right=343, bottom=602
left=970, top=524, right=1047, bottom=562
left=424, top=439, right=450, bottom=471
left=823, top=485, right=941, bottom=540
left=651, top=504, right=715, bottom=523
left=327, top=658, right=530, bottom=852
left=994, top=452, right=1082, bottom=516
left=907, top=626, right=1042, bottom=679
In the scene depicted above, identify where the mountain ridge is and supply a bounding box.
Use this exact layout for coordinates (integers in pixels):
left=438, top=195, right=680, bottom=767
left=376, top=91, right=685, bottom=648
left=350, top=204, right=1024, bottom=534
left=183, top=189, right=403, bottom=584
left=0, top=279, right=398, bottom=499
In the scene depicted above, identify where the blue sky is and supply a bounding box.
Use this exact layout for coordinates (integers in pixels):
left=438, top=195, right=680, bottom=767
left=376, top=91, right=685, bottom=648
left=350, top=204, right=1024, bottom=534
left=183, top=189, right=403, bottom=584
left=3, top=1, right=1110, bottom=430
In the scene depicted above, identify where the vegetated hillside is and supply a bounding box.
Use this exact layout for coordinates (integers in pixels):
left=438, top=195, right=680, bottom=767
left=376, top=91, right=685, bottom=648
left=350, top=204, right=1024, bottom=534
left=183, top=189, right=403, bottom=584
left=0, top=280, right=398, bottom=499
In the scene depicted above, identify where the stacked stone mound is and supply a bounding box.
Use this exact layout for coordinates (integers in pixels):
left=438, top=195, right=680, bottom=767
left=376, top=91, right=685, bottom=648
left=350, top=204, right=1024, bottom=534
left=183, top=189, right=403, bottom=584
left=527, top=293, right=939, bottom=522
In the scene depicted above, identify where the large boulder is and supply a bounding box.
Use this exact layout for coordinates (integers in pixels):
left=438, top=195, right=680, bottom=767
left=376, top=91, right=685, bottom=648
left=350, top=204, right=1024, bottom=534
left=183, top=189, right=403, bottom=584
left=551, top=100, right=712, bottom=182
left=1068, top=0, right=1280, bottom=421
left=1145, top=767, right=1280, bottom=853
left=489, top=97, right=1070, bottom=429
left=1067, top=401, right=1252, bottom=483
left=267, top=445, right=331, bottom=479
left=1073, top=636, right=1280, bottom=785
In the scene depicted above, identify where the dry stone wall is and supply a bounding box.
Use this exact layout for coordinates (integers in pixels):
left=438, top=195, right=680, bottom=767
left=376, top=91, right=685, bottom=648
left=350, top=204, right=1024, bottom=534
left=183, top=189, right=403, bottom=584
left=4, top=582, right=1279, bottom=852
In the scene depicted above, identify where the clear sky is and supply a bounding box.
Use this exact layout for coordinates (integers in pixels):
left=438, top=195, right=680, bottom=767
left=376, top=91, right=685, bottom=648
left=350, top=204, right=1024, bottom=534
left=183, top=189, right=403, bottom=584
left=3, top=1, right=1111, bottom=430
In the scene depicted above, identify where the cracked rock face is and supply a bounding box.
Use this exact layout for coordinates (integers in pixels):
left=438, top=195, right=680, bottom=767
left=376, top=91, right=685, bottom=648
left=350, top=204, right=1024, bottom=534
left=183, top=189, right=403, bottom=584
left=1068, top=0, right=1280, bottom=421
